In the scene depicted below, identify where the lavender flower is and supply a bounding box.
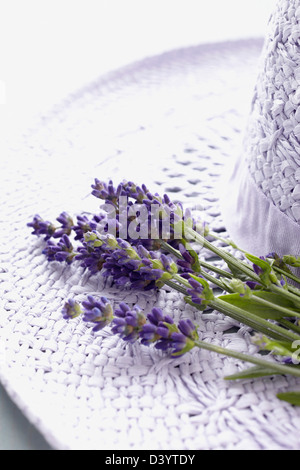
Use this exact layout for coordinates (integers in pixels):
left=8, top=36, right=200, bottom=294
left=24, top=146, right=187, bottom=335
left=90, top=178, right=187, bottom=248
left=170, top=319, right=199, bottom=355
left=27, top=215, right=56, bottom=240
left=72, top=214, right=105, bottom=240
left=52, top=212, right=74, bottom=238
left=246, top=253, right=280, bottom=286
left=120, top=181, right=150, bottom=203
left=186, top=278, right=204, bottom=305
left=62, top=296, right=199, bottom=357
left=252, top=257, right=266, bottom=277
left=111, top=303, right=198, bottom=356
left=186, top=276, right=214, bottom=308
left=75, top=232, right=107, bottom=274
left=62, top=299, right=82, bottom=319
left=43, top=234, right=76, bottom=264
left=81, top=295, right=114, bottom=331
left=27, top=212, right=74, bottom=240
left=140, top=307, right=174, bottom=350
left=111, top=303, right=147, bottom=341
left=176, top=243, right=200, bottom=273
left=91, top=179, right=122, bottom=205
left=245, top=280, right=260, bottom=290
left=99, top=235, right=178, bottom=290
left=75, top=243, right=106, bottom=273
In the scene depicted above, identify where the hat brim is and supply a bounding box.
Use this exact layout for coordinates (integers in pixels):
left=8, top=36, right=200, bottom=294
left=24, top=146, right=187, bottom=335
left=3, top=38, right=299, bottom=451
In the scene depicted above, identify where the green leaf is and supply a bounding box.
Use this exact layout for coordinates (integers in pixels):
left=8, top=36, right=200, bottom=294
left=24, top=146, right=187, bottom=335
left=225, top=365, right=281, bottom=380
left=277, top=391, right=300, bottom=406
left=245, top=253, right=277, bottom=285
left=189, top=274, right=214, bottom=299
left=218, top=293, right=283, bottom=320
left=245, top=253, right=271, bottom=271
left=251, top=334, right=295, bottom=357
left=189, top=273, right=209, bottom=288
left=253, top=291, right=300, bottom=312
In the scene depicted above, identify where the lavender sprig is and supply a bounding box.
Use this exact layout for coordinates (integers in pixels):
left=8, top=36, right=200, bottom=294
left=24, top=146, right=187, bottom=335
left=62, top=297, right=197, bottom=356
left=62, top=297, right=300, bottom=376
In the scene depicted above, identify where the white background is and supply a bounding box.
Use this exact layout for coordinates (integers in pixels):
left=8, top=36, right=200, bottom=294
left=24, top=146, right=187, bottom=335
left=0, top=0, right=276, bottom=142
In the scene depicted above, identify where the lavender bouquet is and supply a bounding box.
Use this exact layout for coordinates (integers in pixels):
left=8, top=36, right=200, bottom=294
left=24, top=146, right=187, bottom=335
left=28, top=179, right=300, bottom=406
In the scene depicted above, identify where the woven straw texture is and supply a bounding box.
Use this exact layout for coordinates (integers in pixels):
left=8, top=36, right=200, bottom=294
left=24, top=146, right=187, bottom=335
left=246, top=0, right=300, bottom=223
left=2, top=37, right=300, bottom=450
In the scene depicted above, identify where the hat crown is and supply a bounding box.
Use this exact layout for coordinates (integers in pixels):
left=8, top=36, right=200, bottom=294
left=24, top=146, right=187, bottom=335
left=246, top=0, right=300, bottom=223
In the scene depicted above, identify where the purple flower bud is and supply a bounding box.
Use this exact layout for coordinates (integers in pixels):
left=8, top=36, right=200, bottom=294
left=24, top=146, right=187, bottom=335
left=140, top=324, right=157, bottom=341
left=147, top=307, right=164, bottom=325
left=43, top=234, right=75, bottom=264
left=154, top=339, right=173, bottom=350
left=163, top=193, right=171, bottom=204
left=52, top=212, right=74, bottom=238
left=62, top=299, right=82, bottom=319
left=111, top=304, right=146, bottom=342
left=266, top=252, right=277, bottom=259
left=178, top=318, right=197, bottom=338
left=178, top=244, right=194, bottom=263
left=82, top=295, right=113, bottom=331
left=245, top=280, right=259, bottom=290
left=253, top=264, right=263, bottom=276
left=169, top=332, right=188, bottom=354
left=27, top=215, right=56, bottom=240
left=156, top=325, right=170, bottom=338
left=72, top=214, right=102, bottom=240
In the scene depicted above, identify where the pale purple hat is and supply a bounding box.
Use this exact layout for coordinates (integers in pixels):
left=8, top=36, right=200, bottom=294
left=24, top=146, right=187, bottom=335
left=221, top=0, right=300, bottom=257
left=2, top=0, right=300, bottom=452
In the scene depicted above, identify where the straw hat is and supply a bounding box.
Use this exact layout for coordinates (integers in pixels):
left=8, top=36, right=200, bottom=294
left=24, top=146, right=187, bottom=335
left=2, top=0, right=300, bottom=450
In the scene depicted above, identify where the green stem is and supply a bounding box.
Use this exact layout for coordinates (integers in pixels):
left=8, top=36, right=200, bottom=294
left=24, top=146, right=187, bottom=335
left=161, top=240, right=234, bottom=279
left=184, top=226, right=261, bottom=283
left=252, top=293, right=300, bottom=320
left=171, top=274, right=299, bottom=341
left=198, top=270, right=233, bottom=292
left=173, top=261, right=300, bottom=322
left=193, top=339, right=300, bottom=378
left=279, top=318, right=300, bottom=335
left=164, top=279, right=187, bottom=295
left=173, top=272, right=225, bottom=294
left=270, top=284, right=300, bottom=308
left=208, top=231, right=246, bottom=253
left=160, top=241, right=182, bottom=259
left=287, top=284, right=300, bottom=296
left=170, top=247, right=300, bottom=321
left=273, top=265, right=300, bottom=285
left=166, top=273, right=300, bottom=377
left=212, top=298, right=300, bottom=342
left=173, top=273, right=192, bottom=288
left=199, top=260, right=234, bottom=279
